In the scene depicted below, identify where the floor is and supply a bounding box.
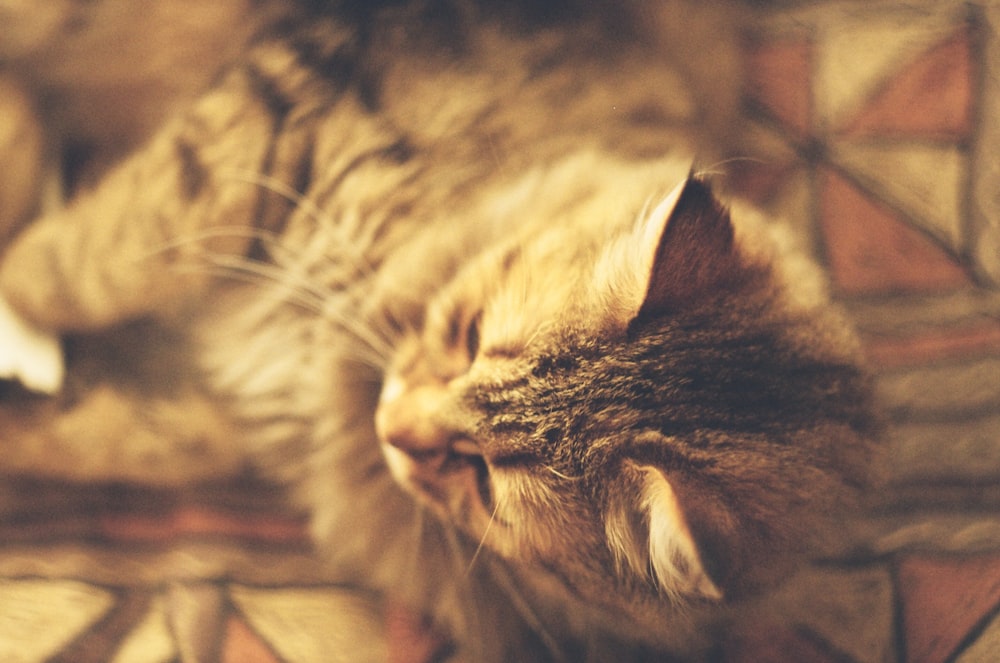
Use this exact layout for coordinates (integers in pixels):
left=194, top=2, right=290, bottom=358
left=725, top=2, right=1000, bottom=661
left=1, top=1, right=999, bottom=661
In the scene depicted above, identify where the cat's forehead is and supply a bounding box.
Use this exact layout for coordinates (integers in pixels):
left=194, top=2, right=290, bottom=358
left=429, top=227, right=606, bottom=347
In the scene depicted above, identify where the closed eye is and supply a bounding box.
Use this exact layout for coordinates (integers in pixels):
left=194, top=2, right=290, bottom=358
left=466, top=312, right=482, bottom=360
left=488, top=450, right=545, bottom=470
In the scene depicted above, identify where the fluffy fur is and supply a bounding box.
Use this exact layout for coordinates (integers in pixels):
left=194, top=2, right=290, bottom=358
left=0, top=2, right=877, bottom=660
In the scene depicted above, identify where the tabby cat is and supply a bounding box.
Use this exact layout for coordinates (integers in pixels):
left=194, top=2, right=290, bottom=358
left=0, top=1, right=877, bottom=660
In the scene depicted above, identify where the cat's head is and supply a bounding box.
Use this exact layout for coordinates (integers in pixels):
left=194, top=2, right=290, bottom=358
left=374, top=176, right=876, bottom=636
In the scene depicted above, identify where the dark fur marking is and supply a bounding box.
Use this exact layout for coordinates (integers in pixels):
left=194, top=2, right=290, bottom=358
left=499, top=245, right=521, bottom=275
left=481, top=345, right=522, bottom=360
left=319, top=140, right=420, bottom=204
left=474, top=311, right=875, bottom=479
left=244, top=64, right=295, bottom=122
left=175, top=139, right=209, bottom=200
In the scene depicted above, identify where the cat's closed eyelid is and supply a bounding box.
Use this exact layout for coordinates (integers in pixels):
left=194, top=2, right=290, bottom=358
left=479, top=344, right=522, bottom=360
left=465, top=311, right=481, bottom=359
left=487, top=450, right=545, bottom=470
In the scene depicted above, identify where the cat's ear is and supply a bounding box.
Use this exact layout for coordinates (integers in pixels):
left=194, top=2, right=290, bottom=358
left=633, top=176, right=740, bottom=322
left=605, top=463, right=723, bottom=602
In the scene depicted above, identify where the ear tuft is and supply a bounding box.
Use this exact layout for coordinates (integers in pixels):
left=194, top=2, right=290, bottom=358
left=634, top=176, right=740, bottom=322
left=606, top=463, right=722, bottom=602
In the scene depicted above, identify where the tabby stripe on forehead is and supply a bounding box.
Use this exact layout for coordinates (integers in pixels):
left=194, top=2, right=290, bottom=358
left=470, top=375, right=532, bottom=406
left=175, top=139, right=209, bottom=200
left=499, top=244, right=522, bottom=275
left=318, top=140, right=417, bottom=202
left=244, top=63, right=296, bottom=123
left=236, top=64, right=322, bottom=237
left=279, top=21, right=388, bottom=112
left=482, top=419, right=534, bottom=437
left=286, top=32, right=358, bottom=89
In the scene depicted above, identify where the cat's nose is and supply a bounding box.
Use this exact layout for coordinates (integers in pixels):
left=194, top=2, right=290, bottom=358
left=375, top=378, right=451, bottom=456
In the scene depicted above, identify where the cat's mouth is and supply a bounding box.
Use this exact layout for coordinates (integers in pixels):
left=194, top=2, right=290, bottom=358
left=446, top=451, right=493, bottom=514
left=382, top=439, right=499, bottom=533
left=443, top=438, right=493, bottom=513
left=433, top=449, right=497, bottom=532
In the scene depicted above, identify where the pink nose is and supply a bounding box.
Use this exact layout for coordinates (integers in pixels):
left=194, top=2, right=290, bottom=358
left=375, top=381, right=451, bottom=457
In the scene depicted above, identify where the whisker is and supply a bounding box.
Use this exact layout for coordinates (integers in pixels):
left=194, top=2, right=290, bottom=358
left=404, top=505, right=430, bottom=588
left=202, top=253, right=334, bottom=303
left=694, top=155, right=766, bottom=179
left=169, top=259, right=392, bottom=369
left=138, top=224, right=368, bottom=307
left=167, top=262, right=325, bottom=313
left=138, top=225, right=298, bottom=264
left=318, top=305, right=395, bottom=363
left=220, top=169, right=338, bottom=233
left=465, top=497, right=503, bottom=577
left=487, top=561, right=568, bottom=663
left=440, top=523, right=480, bottom=655
left=542, top=465, right=581, bottom=482
left=221, top=169, right=379, bottom=279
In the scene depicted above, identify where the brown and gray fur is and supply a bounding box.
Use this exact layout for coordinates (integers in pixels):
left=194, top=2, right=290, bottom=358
left=0, top=1, right=877, bottom=660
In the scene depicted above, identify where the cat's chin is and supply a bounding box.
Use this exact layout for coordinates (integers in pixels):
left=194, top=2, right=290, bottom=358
left=380, top=443, right=501, bottom=539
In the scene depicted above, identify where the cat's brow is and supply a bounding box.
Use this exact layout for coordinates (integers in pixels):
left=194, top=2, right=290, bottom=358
left=481, top=345, right=522, bottom=360
left=488, top=450, right=543, bottom=469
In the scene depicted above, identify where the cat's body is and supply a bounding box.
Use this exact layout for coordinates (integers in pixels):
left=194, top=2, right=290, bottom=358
left=0, top=2, right=877, bottom=661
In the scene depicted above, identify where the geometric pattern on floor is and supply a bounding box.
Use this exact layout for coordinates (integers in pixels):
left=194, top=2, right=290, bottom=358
left=733, top=2, right=1000, bottom=662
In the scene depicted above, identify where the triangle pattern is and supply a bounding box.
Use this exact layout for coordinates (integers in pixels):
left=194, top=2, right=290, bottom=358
left=956, top=608, right=1000, bottom=662
left=727, top=121, right=802, bottom=206
left=728, top=158, right=799, bottom=207
left=744, top=38, right=813, bottom=137
left=838, top=29, right=974, bottom=139
left=385, top=602, right=453, bottom=663
left=780, top=568, right=895, bottom=663
left=723, top=624, right=841, bottom=663
left=818, top=168, right=969, bottom=295
left=230, top=585, right=387, bottom=663
left=167, top=583, right=227, bottom=663
left=897, top=555, right=1000, bottom=663
left=51, top=591, right=156, bottom=663
left=222, top=616, right=282, bottom=663
left=766, top=167, right=815, bottom=243
left=815, top=14, right=957, bottom=128
left=0, top=579, right=115, bottom=663
left=111, top=595, right=176, bottom=663
left=830, top=140, right=967, bottom=246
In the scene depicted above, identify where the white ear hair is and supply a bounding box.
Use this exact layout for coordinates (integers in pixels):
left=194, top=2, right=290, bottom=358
left=636, top=178, right=688, bottom=278
left=606, top=463, right=722, bottom=602
left=590, top=176, right=690, bottom=326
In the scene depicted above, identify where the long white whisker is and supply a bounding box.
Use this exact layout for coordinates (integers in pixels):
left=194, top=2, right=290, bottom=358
left=466, top=497, right=503, bottom=577
left=201, top=253, right=334, bottom=303
left=220, top=169, right=337, bottom=232
left=542, top=465, right=581, bottom=482
left=319, top=305, right=395, bottom=363
left=221, top=169, right=379, bottom=279
left=167, top=262, right=325, bottom=313
left=487, top=561, right=568, bottom=663
left=440, top=524, right=480, bottom=657
left=169, top=258, right=392, bottom=368
left=202, top=253, right=334, bottom=303
left=137, top=225, right=302, bottom=265
left=694, top=155, right=766, bottom=179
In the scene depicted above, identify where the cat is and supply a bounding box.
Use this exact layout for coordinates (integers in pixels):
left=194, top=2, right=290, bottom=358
left=0, top=1, right=878, bottom=660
